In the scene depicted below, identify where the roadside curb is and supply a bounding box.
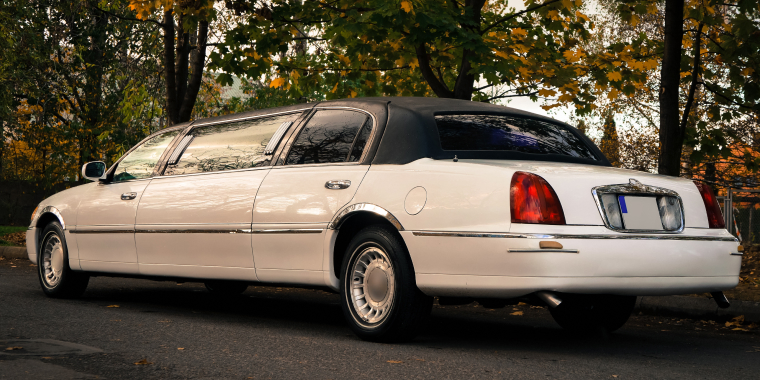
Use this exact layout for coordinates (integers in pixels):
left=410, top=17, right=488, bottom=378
left=0, top=246, right=27, bottom=260
left=637, top=295, right=760, bottom=323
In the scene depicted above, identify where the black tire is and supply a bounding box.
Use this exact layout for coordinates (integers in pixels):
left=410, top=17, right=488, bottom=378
left=339, top=225, right=433, bottom=342
left=548, top=294, right=636, bottom=333
left=37, top=222, right=89, bottom=298
left=204, top=281, right=248, bottom=295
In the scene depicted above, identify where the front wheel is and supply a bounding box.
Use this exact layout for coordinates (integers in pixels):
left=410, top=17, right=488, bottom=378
left=340, top=225, right=432, bottom=342
left=548, top=294, right=636, bottom=333
left=37, top=222, right=89, bottom=298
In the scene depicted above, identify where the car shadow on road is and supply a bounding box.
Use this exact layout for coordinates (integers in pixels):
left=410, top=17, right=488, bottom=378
left=67, top=278, right=724, bottom=355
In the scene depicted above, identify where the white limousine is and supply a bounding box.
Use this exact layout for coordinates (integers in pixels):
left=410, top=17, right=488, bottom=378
left=27, top=97, right=740, bottom=341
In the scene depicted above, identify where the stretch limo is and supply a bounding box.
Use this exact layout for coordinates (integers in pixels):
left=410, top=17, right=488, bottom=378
left=27, top=97, right=741, bottom=341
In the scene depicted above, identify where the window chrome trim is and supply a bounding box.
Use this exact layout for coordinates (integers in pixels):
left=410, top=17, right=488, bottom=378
left=152, top=165, right=271, bottom=180
left=189, top=109, right=312, bottom=128
left=591, top=179, right=686, bottom=234
left=167, top=135, right=194, bottom=165
left=329, top=203, right=404, bottom=231
left=135, top=228, right=252, bottom=234
left=411, top=231, right=738, bottom=241
left=264, top=121, right=293, bottom=155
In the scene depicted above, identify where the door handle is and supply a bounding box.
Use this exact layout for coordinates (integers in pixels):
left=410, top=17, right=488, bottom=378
left=325, top=180, right=351, bottom=190
left=121, top=192, right=137, bottom=200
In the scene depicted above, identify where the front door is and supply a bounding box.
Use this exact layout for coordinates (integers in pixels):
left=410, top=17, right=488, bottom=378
left=76, top=129, right=180, bottom=274
left=135, top=113, right=302, bottom=280
left=252, top=108, right=375, bottom=285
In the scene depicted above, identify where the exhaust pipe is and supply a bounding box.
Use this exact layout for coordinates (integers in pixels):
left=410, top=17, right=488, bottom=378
left=536, top=291, right=563, bottom=308
left=711, top=291, right=730, bottom=309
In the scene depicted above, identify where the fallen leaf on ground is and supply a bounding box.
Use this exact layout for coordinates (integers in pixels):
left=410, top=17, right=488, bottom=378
left=134, top=359, right=153, bottom=365
left=517, top=302, right=528, bottom=306
left=387, top=360, right=403, bottom=364
left=725, top=315, right=745, bottom=327
left=5, top=347, right=23, bottom=351
left=510, top=311, right=523, bottom=316
left=106, top=305, right=119, bottom=308
left=732, top=328, right=748, bottom=331
left=177, top=348, right=185, bottom=350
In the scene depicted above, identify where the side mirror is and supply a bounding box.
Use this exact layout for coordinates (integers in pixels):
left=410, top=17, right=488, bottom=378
left=81, top=161, right=107, bottom=182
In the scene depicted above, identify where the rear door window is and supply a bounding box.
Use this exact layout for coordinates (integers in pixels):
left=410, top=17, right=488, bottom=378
left=435, top=114, right=598, bottom=160
left=165, top=113, right=298, bottom=176
left=285, top=110, right=372, bottom=165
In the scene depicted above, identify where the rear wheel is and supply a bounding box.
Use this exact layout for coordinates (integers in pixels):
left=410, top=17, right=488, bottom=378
left=340, top=225, right=432, bottom=342
left=205, top=281, right=248, bottom=295
left=37, top=222, right=89, bottom=298
left=548, top=294, right=636, bottom=333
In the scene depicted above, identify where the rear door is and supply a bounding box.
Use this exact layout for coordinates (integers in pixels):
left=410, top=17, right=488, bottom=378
left=251, top=108, right=375, bottom=285
left=76, top=129, right=180, bottom=274
left=135, top=112, right=303, bottom=280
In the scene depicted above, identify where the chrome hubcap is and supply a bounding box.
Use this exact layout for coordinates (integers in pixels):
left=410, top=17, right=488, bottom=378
left=350, top=246, right=395, bottom=324
left=43, top=235, right=64, bottom=287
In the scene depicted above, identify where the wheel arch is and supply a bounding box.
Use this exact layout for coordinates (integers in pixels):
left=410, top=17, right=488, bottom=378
left=33, top=206, right=66, bottom=248
left=329, top=204, right=407, bottom=279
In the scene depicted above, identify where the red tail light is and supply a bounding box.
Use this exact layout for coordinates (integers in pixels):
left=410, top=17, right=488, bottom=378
left=693, top=181, right=725, bottom=228
left=510, top=172, right=566, bottom=225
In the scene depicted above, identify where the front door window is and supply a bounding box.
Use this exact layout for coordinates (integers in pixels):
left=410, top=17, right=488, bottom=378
left=112, top=130, right=180, bottom=182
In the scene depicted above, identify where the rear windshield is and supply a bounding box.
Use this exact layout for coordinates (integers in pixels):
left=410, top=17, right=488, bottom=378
left=435, top=114, right=598, bottom=160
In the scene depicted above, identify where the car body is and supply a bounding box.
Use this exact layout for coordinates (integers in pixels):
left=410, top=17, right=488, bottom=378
left=26, top=97, right=741, bottom=340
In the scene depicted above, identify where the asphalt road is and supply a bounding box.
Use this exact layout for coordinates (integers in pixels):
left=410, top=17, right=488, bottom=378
left=1, top=257, right=759, bottom=380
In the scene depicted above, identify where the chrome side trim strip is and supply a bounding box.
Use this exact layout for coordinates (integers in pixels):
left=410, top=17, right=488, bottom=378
left=328, top=203, right=404, bottom=231
left=250, top=229, right=323, bottom=234
left=136, top=229, right=252, bottom=234
left=411, top=231, right=738, bottom=242
left=71, top=229, right=135, bottom=234
left=508, top=249, right=579, bottom=253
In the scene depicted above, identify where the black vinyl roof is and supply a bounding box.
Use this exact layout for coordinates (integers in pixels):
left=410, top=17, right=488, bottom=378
left=317, top=97, right=610, bottom=166
left=183, top=97, right=610, bottom=167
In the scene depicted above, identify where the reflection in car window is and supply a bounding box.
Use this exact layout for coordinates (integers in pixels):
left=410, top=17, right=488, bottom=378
left=165, top=113, right=297, bottom=176
left=112, top=130, right=180, bottom=182
left=435, top=115, right=598, bottom=160
left=285, top=110, right=370, bottom=165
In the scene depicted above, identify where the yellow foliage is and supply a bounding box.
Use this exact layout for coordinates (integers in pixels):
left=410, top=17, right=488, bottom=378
left=269, top=77, right=286, bottom=88
left=743, top=68, right=755, bottom=76
left=606, top=71, right=622, bottom=82
left=512, top=28, right=527, bottom=38
left=494, top=50, right=511, bottom=60
left=538, top=89, right=557, bottom=97
left=575, top=11, right=589, bottom=23
left=558, top=93, right=574, bottom=102
left=401, top=1, right=413, bottom=13
left=331, top=82, right=339, bottom=93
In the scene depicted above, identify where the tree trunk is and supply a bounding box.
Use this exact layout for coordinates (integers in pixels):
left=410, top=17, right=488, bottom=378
left=178, top=20, right=209, bottom=122
left=658, top=0, right=685, bottom=176
left=164, top=10, right=179, bottom=125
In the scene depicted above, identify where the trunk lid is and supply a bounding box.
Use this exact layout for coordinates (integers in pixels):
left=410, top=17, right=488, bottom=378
left=465, top=160, right=710, bottom=228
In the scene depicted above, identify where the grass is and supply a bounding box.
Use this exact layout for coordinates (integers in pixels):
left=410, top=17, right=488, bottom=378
left=0, top=226, right=27, bottom=246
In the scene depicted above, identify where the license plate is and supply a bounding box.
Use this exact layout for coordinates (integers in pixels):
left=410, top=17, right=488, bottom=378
left=618, top=196, right=663, bottom=230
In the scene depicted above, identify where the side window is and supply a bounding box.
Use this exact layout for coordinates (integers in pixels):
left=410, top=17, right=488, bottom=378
left=285, top=110, right=372, bottom=165
left=165, top=113, right=297, bottom=176
left=112, top=130, right=180, bottom=182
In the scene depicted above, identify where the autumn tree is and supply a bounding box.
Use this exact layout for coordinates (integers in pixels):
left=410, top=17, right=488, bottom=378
left=599, top=112, right=621, bottom=167
left=127, top=0, right=217, bottom=125
left=209, top=0, right=597, bottom=106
